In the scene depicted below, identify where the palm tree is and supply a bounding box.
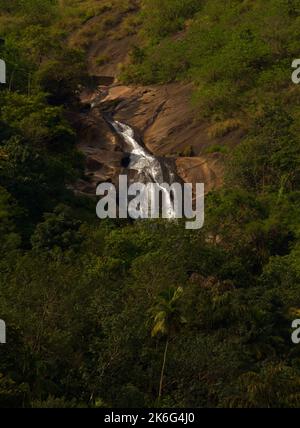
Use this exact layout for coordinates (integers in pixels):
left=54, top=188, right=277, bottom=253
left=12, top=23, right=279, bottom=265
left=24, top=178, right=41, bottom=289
left=150, top=286, right=186, bottom=401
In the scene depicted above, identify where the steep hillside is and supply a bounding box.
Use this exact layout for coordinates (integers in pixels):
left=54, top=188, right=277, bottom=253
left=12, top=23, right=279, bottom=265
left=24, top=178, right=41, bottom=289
left=2, top=0, right=300, bottom=410
left=70, top=1, right=229, bottom=194
left=71, top=0, right=300, bottom=196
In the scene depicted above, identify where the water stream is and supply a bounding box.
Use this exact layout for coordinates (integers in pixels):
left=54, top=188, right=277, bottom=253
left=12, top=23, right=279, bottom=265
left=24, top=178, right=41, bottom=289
left=110, top=120, right=177, bottom=218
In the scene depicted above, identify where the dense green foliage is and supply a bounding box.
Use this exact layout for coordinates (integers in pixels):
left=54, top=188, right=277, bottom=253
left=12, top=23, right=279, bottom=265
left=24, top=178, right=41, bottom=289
left=1, top=0, right=300, bottom=409
left=123, top=0, right=300, bottom=122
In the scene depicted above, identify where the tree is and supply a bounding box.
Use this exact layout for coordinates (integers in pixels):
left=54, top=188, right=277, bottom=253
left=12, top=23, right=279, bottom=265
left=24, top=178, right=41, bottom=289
left=226, top=363, right=300, bottom=408
left=35, top=48, right=86, bottom=105
left=227, top=105, right=300, bottom=194
left=31, top=204, right=83, bottom=253
left=150, top=286, right=186, bottom=401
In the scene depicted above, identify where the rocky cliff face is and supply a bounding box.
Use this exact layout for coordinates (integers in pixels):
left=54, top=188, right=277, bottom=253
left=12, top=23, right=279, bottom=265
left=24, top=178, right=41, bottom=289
left=72, top=107, right=126, bottom=195
left=100, top=83, right=226, bottom=192
left=72, top=10, right=241, bottom=195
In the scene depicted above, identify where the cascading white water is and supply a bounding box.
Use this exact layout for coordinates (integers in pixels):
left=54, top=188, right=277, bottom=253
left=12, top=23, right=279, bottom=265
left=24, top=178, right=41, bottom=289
left=110, top=120, right=176, bottom=218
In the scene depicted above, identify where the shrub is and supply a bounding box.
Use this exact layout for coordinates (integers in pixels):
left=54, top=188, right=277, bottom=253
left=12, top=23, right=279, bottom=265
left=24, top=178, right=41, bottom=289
left=208, top=119, right=242, bottom=139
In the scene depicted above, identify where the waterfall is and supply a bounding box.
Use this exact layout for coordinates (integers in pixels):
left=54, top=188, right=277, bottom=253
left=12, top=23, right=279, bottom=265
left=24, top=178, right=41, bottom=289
left=110, top=120, right=177, bottom=219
